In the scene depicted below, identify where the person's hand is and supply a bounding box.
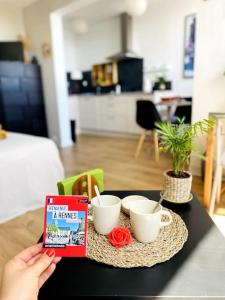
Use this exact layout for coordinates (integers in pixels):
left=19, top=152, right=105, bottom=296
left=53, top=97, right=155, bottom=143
left=0, top=243, right=61, bottom=300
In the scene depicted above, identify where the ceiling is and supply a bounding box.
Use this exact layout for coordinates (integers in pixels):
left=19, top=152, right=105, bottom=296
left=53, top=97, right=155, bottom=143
left=65, top=0, right=155, bottom=24
left=0, top=0, right=38, bottom=7
left=65, top=0, right=133, bottom=23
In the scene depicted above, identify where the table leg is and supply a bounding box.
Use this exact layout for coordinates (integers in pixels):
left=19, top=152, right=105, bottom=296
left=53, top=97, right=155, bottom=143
left=203, top=127, right=215, bottom=208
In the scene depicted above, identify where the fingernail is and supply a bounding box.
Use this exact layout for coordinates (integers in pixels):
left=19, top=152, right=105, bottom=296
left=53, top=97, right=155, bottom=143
left=44, top=249, right=55, bottom=257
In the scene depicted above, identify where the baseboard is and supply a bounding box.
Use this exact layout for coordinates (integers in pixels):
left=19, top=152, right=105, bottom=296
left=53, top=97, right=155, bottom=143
left=80, top=129, right=140, bottom=139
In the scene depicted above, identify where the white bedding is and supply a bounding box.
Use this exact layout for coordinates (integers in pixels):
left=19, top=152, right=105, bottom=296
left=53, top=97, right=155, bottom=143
left=0, top=132, right=65, bottom=223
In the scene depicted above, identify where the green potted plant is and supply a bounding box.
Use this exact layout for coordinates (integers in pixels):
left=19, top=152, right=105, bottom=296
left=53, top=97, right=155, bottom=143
left=156, top=118, right=215, bottom=203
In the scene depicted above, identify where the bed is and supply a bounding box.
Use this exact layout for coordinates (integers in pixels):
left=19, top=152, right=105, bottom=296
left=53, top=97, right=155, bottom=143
left=0, top=132, right=65, bottom=223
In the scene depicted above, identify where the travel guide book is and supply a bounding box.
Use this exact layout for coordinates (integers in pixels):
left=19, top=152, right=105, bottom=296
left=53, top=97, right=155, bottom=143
left=43, top=195, right=88, bottom=257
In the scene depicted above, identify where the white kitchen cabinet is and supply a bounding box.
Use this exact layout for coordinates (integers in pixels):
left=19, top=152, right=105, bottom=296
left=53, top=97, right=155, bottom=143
left=78, top=96, right=97, bottom=130
left=100, top=113, right=128, bottom=133
left=75, top=93, right=152, bottom=135
left=126, top=96, right=142, bottom=134
left=97, top=96, right=129, bottom=133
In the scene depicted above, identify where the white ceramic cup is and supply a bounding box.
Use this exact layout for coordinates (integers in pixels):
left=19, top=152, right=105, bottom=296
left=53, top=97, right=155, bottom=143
left=130, top=199, right=172, bottom=243
left=122, top=195, right=150, bottom=215
left=89, top=195, right=121, bottom=235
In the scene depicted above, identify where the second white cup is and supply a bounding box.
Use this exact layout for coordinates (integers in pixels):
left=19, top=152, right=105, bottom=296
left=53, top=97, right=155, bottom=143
left=130, top=199, right=172, bottom=243
left=90, top=195, right=121, bottom=235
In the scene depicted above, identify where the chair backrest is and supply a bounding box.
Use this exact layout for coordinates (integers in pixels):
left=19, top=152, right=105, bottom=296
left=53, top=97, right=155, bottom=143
left=136, top=100, right=161, bottom=130
left=57, top=168, right=104, bottom=200
left=174, top=102, right=192, bottom=123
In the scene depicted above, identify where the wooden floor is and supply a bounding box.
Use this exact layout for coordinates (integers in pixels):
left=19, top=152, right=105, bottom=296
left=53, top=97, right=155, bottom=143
left=60, top=135, right=204, bottom=194
left=0, top=134, right=223, bottom=280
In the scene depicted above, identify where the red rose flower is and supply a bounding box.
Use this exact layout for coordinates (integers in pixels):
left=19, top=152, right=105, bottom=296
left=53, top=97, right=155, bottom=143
left=108, top=227, right=132, bottom=248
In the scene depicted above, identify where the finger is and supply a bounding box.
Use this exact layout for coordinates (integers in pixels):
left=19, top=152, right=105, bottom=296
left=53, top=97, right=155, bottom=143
left=28, top=254, right=61, bottom=266
left=38, top=263, right=56, bottom=288
left=31, top=249, right=55, bottom=275
left=27, top=253, right=41, bottom=266
left=14, top=243, right=43, bottom=263
left=53, top=257, right=62, bottom=264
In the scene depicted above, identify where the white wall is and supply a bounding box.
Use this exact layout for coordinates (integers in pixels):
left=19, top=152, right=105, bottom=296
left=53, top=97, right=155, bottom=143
left=193, top=0, right=225, bottom=122
left=133, top=0, right=200, bottom=97
left=63, top=20, right=79, bottom=74
left=50, top=13, right=72, bottom=147
left=64, top=0, right=199, bottom=97
left=0, top=4, right=25, bottom=41
left=63, top=16, right=120, bottom=75
left=190, top=0, right=225, bottom=175
left=70, top=16, right=120, bottom=71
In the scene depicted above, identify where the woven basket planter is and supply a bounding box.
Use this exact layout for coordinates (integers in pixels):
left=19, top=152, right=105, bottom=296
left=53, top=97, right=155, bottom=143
left=162, top=170, right=192, bottom=203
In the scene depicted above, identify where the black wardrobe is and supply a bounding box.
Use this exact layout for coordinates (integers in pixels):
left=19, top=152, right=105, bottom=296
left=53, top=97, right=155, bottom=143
left=0, top=61, right=48, bottom=137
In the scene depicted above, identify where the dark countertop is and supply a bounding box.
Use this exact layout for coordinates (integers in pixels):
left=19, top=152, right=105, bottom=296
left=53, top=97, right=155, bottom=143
left=39, top=190, right=225, bottom=299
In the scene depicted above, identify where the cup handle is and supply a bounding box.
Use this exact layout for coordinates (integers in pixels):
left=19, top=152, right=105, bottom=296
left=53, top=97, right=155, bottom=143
left=160, top=210, right=172, bottom=228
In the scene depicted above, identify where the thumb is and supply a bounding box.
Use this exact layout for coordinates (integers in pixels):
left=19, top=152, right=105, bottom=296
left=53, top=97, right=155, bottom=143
left=31, top=249, right=55, bottom=275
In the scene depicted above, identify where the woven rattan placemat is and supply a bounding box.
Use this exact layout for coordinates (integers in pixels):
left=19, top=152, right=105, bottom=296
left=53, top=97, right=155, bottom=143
left=87, top=208, right=188, bottom=268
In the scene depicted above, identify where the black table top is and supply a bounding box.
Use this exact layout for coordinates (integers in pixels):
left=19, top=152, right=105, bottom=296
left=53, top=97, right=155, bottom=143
left=38, top=190, right=225, bottom=299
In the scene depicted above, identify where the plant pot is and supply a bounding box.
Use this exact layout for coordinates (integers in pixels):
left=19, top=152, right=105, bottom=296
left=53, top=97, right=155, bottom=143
left=162, top=170, right=192, bottom=203
left=159, top=83, right=166, bottom=90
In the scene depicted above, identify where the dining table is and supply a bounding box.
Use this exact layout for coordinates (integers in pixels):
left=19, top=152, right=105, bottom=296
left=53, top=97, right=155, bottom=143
left=38, top=190, right=225, bottom=299
left=156, top=99, right=192, bottom=120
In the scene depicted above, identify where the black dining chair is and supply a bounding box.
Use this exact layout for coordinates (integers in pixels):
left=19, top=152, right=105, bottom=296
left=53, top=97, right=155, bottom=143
left=172, top=98, right=192, bottom=124
left=134, top=100, right=161, bottom=162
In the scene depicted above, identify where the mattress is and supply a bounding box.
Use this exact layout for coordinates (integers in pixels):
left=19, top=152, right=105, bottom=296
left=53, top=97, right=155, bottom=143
left=0, top=132, right=65, bottom=223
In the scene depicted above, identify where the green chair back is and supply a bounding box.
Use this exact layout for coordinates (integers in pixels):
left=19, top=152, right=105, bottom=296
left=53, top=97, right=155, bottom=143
left=57, top=168, right=104, bottom=199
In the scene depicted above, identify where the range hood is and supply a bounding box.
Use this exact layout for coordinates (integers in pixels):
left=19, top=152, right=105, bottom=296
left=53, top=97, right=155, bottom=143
left=107, top=13, right=140, bottom=61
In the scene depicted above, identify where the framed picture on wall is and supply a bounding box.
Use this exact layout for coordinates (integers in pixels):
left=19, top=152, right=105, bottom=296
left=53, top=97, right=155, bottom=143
left=183, top=14, right=196, bottom=78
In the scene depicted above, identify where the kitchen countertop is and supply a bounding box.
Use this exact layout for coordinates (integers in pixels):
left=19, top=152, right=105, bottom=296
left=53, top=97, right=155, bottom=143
left=68, top=91, right=154, bottom=97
